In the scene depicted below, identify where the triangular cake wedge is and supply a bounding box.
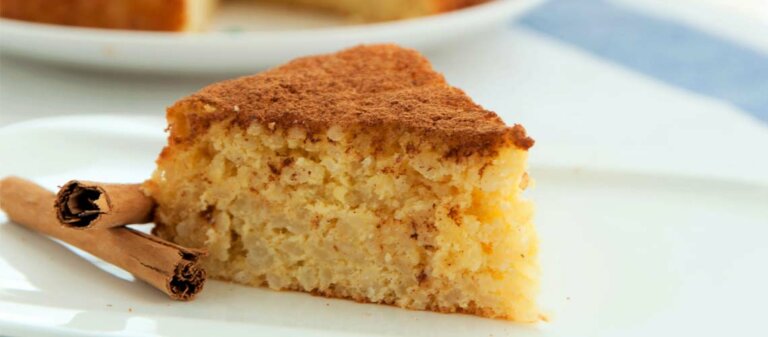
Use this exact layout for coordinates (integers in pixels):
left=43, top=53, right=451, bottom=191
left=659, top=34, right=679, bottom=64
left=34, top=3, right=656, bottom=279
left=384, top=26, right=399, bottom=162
left=145, top=44, right=539, bottom=321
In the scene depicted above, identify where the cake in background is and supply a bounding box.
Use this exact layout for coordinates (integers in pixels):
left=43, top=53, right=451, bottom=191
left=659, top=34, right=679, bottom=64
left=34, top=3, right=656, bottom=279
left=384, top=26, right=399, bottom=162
left=0, top=0, right=490, bottom=31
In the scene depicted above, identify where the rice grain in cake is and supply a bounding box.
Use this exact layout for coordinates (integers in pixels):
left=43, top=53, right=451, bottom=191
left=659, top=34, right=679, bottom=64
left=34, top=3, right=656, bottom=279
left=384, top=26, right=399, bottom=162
left=144, top=44, right=540, bottom=321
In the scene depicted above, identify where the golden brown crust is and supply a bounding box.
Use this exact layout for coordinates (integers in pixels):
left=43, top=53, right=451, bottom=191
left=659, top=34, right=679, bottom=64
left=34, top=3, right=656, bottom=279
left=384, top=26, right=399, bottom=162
left=430, top=0, right=491, bottom=12
left=0, top=0, right=188, bottom=31
left=170, top=44, right=533, bottom=154
left=0, top=0, right=491, bottom=31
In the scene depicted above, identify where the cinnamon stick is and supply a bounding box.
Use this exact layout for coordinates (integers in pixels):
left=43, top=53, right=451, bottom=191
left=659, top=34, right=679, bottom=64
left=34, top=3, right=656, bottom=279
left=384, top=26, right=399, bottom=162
left=0, top=177, right=206, bottom=300
left=55, top=180, right=154, bottom=229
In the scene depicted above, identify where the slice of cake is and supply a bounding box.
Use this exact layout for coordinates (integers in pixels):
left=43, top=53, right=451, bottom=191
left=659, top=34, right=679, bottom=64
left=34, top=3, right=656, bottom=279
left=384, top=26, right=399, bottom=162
left=262, top=0, right=490, bottom=23
left=144, top=44, right=539, bottom=321
left=0, top=0, right=216, bottom=32
left=0, top=0, right=488, bottom=31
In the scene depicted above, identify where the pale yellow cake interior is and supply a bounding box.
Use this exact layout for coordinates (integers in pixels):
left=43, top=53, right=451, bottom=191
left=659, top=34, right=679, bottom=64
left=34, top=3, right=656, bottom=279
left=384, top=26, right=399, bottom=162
left=146, top=105, right=540, bottom=321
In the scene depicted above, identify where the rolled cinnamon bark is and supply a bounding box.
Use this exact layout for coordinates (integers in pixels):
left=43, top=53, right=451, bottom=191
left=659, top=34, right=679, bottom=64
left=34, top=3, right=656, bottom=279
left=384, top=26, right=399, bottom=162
left=0, top=177, right=206, bottom=300
left=55, top=180, right=154, bottom=229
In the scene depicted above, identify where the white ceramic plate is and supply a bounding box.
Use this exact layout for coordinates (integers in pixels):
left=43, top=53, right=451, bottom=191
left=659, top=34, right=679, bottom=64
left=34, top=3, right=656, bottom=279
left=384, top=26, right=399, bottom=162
left=1, top=115, right=767, bottom=337
left=0, top=0, right=543, bottom=74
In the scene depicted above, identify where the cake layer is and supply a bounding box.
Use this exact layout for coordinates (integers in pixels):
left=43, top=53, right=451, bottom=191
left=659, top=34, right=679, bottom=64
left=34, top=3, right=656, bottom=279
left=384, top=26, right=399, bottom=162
left=147, top=45, right=539, bottom=320
left=147, top=118, right=539, bottom=321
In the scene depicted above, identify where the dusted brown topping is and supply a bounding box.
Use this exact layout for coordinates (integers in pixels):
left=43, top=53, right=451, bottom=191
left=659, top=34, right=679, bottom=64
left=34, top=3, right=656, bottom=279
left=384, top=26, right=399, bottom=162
left=171, top=44, right=533, bottom=153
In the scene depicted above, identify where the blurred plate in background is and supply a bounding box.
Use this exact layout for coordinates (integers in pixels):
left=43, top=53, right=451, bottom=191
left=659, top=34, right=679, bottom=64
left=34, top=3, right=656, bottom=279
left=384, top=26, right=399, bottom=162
left=0, top=0, right=543, bottom=74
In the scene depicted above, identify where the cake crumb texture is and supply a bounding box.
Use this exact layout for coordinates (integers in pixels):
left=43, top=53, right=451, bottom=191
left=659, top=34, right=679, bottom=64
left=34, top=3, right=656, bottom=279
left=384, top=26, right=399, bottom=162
left=146, top=44, right=539, bottom=321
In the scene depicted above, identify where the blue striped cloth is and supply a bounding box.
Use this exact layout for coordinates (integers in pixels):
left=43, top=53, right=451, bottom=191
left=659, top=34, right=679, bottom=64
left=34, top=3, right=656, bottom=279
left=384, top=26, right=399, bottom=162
left=516, top=0, right=768, bottom=124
